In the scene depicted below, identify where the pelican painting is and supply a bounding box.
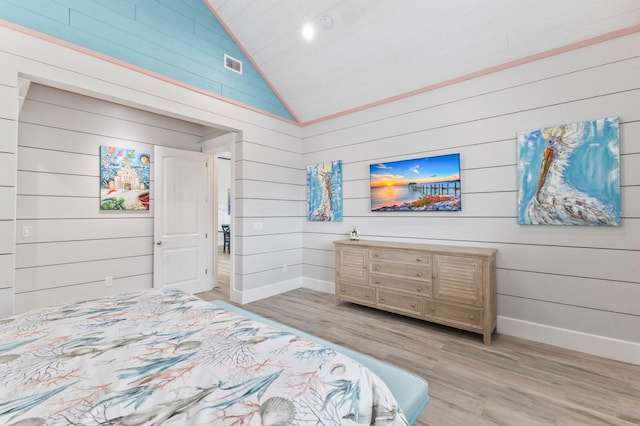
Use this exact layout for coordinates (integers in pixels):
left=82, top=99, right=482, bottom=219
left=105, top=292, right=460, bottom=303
left=307, top=160, right=343, bottom=221
left=517, top=117, right=620, bottom=226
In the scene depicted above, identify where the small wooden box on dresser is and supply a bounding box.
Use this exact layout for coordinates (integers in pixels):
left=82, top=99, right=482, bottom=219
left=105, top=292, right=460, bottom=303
left=334, top=240, right=498, bottom=344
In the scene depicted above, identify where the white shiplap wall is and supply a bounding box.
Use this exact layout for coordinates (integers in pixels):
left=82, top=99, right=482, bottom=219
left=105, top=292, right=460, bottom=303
left=234, top=128, right=304, bottom=299
left=15, top=83, right=206, bottom=312
left=0, top=24, right=303, bottom=312
left=301, top=32, right=640, bottom=365
left=0, top=69, right=17, bottom=317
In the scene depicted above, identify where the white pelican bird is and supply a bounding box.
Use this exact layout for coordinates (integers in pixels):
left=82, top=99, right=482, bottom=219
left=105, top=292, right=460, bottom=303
left=310, top=162, right=334, bottom=221
left=525, top=121, right=618, bottom=226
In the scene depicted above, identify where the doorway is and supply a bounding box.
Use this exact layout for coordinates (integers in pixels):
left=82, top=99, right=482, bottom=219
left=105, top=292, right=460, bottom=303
left=215, top=151, right=231, bottom=299
left=198, top=132, right=236, bottom=302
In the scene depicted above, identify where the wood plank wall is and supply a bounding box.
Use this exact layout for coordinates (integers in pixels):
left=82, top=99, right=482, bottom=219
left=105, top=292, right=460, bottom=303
left=14, top=84, right=205, bottom=312
left=0, top=0, right=294, bottom=120
left=234, top=127, right=304, bottom=297
left=301, top=32, right=640, bottom=363
left=0, top=68, right=17, bottom=317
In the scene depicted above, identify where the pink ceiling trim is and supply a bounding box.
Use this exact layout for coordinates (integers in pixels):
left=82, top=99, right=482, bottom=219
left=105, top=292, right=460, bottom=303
left=3, top=15, right=639, bottom=129
left=0, top=18, right=300, bottom=126
left=301, top=23, right=640, bottom=127
left=202, top=0, right=301, bottom=123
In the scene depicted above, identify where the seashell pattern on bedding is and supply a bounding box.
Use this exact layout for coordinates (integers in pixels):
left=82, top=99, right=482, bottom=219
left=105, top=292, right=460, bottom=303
left=0, top=289, right=407, bottom=425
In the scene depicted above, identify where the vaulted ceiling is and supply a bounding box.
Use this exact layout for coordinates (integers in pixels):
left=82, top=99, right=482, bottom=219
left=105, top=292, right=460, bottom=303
left=207, top=0, right=640, bottom=124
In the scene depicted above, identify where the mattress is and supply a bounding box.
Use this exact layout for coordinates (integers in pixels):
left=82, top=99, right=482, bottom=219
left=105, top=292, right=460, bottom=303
left=213, top=300, right=430, bottom=425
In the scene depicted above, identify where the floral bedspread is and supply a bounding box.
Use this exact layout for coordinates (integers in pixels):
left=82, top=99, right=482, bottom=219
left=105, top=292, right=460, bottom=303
left=0, top=289, right=407, bottom=425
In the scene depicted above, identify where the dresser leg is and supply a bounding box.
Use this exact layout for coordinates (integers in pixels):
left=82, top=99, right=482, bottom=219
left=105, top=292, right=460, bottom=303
left=483, top=332, right=492, bottom=345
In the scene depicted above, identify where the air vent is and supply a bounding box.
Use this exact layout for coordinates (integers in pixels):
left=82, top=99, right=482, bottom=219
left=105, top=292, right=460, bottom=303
left=224, top=54, right=242, bottom=75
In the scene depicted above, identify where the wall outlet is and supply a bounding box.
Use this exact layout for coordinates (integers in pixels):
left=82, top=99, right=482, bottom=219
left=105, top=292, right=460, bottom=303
left=105, top=276, right=113, bottom=287
left=22, top=226, right=32, bottom=238
left=282, top=264, right=287, bottom=272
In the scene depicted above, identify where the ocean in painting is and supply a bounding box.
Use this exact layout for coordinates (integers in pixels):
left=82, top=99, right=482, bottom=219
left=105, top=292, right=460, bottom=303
left=371, top=185, right=419, bottom=207
left=517, top=116, right=620, bottom=226
left=371, top=181, right=460, bottom=211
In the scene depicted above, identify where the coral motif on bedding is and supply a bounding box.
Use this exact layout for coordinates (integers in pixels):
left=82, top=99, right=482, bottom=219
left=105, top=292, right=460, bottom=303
left=0, top=289, right=406, bottom=425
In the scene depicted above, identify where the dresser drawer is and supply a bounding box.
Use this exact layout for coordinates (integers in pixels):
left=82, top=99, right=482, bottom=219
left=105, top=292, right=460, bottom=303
left=337, top=284, right=375, bottom=304
left=370, top=274, right=430, bottom=296
left=370, top=262, right=431, bottom=282
left=370, top=248, right=430, bottom=265
left=378, top=290, right=423, bottom=316
left=427, top=302, right=482, bottom=329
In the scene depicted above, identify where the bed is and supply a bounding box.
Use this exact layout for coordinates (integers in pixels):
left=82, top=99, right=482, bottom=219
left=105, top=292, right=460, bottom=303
left=0, top=289, right=429, bottom=425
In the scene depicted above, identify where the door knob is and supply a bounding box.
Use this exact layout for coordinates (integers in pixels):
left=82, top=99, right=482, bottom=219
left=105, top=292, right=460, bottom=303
left=155, top=240, right=167, bottom=246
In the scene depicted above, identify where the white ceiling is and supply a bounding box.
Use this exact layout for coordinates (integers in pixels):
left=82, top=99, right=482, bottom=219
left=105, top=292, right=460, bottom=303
left=207, top=0, right=640, bottom=124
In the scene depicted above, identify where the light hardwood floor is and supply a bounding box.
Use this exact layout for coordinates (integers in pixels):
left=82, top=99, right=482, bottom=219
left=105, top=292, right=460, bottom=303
left=198, top=249, right=640, bottom=425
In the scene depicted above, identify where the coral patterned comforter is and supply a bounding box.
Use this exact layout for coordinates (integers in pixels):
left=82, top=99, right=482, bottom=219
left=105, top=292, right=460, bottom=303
left=0, top=289, right=407, bottom=425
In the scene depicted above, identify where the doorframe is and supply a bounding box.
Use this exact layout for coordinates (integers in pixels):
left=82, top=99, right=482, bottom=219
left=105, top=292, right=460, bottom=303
left=200, top=132, right=238, bottom=302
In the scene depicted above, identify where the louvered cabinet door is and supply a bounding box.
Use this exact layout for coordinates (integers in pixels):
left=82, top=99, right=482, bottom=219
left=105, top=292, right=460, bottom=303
left=336, top=246, right=369, bottom=285
left=432, top=255, right=483, bottom=306
left=335, top=245, right=371, bottom=306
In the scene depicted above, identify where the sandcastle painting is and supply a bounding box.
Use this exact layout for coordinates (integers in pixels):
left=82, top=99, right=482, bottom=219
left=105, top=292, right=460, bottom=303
left=517, top=117, right=620, bottom=226
left=100, top=145, right=150, bottom=211
left=307, top=160, right=342, bottom=221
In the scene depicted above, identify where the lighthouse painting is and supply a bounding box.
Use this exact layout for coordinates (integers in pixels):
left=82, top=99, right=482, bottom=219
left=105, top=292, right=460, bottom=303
left=517, top=117, right=620, bottom=226
left=307, top=160, right=342, bottom=222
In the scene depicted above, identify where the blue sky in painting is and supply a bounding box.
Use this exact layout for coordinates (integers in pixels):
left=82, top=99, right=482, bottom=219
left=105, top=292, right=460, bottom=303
left=307, top=160, right=342, bottom=221
left=517, top=117, right=620, bottom=223
left=369, top=153, right=460, bottom=188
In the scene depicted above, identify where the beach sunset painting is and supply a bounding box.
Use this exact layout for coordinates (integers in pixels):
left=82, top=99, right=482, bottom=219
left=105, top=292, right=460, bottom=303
left=370, top=153, right=461, bottom=212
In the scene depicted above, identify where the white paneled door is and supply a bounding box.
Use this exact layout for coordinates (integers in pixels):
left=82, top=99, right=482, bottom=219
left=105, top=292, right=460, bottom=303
left=154, top=146, right=211, bottom=293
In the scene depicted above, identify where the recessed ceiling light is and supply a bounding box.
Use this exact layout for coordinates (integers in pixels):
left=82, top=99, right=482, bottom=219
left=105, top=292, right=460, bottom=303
left=301, top=23, right=315, bottom=40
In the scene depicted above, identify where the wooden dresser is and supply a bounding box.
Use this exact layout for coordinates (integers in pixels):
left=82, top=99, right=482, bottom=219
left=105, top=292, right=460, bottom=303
left=334, top=240, right=497, bottom=344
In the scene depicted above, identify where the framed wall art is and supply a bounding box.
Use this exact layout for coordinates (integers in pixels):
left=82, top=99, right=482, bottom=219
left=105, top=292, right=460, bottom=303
left=517, top=117, right=620, bottom=226
left=100, top=145, right=150, bottom=211
left=307, top=160, right=342, bottom=221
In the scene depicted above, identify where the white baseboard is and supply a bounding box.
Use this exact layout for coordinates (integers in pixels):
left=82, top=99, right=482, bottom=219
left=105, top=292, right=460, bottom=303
left=498, top=316, right=640, bottom=366
left=302, top=278, right=334, bottom=294
left=235, top=278, right=302, bottom=304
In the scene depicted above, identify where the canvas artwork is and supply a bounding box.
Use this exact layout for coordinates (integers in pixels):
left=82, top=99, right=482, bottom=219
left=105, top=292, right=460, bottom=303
left=100, top=145, right=150, bottom=211
left=307, top=160, right=343, bottom=221
left=517, top=117, right=620, bottom=226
